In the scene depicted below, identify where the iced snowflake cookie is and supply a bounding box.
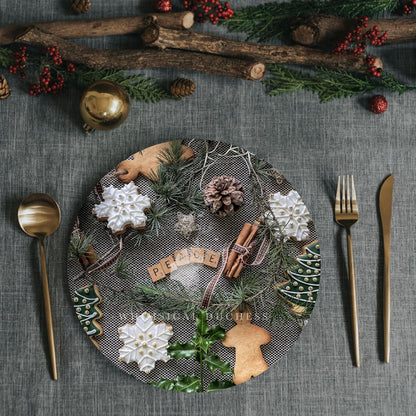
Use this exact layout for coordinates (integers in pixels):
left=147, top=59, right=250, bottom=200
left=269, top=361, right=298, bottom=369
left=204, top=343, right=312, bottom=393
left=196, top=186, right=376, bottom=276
left=93, top=182, right=152, bottom=235
left=118, top=312, right=173, bottom=374
left=73, top=284, right=103, bottom=349
left=267, top=190, right=311, bottom=241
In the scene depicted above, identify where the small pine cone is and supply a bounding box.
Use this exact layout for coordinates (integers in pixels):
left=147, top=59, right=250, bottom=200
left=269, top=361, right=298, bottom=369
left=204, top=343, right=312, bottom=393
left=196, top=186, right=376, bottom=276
left=204, top=176, right=244, bottom=218
left=0, top=75, right=11, bottom=99
left=72, top=0, right=91, bottom=14
left=170, top=78, right=196, bottom=99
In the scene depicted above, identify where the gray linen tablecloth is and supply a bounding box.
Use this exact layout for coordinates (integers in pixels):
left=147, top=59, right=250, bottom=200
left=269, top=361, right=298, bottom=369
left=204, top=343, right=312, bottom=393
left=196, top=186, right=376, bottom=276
left=1, top=1, right=415, bottom=415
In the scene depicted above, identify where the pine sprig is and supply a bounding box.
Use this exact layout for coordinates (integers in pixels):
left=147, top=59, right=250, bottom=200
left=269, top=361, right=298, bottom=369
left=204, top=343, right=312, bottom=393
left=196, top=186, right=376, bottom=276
left=0, top=47, right=12, bottom=68
left=68, top=231, right=97, bottom=261
left=222, top=0, right=400, bottom=42
left=128, top=201, right=172, bottom=247
left=66, top=66, right=173, bottom=103
left=263, top=65, right=415, bottom=102
left=149, top=141, right=205, bottom=212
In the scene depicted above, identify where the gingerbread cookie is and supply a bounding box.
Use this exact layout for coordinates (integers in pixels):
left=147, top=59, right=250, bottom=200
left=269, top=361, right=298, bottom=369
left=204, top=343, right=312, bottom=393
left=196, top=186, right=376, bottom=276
left=118, top=312, right=173, bottom=374
left=275, top=241, right=321, bottom=316
left=116, top=140, right=195, bottom=183
left=222, top=306, right=271, bottom=385
left=92, top=182, right=152, bottom=235
left=73, top=284, right=103, bottom=349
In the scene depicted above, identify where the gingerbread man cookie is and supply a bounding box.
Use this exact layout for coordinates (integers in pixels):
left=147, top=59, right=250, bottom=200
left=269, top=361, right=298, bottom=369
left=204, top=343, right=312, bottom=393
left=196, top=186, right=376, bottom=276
left=222, top=306, right=271, bottom=385
left=116, top=140, right=195, bottom=183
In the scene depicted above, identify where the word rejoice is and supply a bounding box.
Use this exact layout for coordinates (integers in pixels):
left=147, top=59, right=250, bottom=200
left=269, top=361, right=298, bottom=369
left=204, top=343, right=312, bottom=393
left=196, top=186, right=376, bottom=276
left=148, top=248, right=221, bottom=282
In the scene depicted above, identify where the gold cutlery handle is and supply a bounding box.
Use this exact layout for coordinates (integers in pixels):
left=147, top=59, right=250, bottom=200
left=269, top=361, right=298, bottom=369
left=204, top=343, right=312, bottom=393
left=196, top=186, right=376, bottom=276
left=383, top=240, right=391, bottom=363
left=39, top=239, right=58, bottom=380
left=347, top=230, right=360, bottom=367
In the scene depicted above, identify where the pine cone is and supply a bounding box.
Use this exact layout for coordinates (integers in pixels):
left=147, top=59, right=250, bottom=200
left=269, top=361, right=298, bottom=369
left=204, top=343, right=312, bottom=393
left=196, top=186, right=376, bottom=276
left=0, top=75, right=11, bottom=99
left=72, top=0, right=91, bottom=14
left=204, top=176, right=244, bottom=218
left=170, top=78, right=196, bottom=99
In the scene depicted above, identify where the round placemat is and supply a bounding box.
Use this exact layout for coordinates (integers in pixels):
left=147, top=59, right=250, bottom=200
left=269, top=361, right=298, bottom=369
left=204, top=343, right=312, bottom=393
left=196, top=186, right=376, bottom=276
left=67, top=139, right=321, bottom=392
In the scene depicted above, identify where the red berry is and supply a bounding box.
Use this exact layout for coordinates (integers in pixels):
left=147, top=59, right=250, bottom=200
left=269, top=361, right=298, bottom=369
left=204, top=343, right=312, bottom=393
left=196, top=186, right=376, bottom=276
left=368, top=95, right=388, bottom=114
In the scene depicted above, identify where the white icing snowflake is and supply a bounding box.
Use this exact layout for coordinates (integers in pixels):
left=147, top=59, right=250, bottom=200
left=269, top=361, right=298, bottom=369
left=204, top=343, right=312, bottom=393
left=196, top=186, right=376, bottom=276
left=266, top=190, right=311, bottom=241
left=93, top=182, right=151, bottom=234
left=118, top=312, right=173, bottom=374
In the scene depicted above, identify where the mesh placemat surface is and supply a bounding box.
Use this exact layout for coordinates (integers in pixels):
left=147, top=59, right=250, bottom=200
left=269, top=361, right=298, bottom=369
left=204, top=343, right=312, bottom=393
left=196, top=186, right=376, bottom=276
left=66, top=139, right=320, bottom=390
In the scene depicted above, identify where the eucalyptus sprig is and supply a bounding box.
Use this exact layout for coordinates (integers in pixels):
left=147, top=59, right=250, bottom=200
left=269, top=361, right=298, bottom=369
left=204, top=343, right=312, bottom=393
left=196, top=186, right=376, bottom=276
left=150, top=309, right=234, bottom=392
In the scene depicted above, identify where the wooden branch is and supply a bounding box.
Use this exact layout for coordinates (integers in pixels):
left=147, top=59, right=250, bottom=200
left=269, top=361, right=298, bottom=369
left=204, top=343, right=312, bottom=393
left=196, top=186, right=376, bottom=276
left=0, top=11, right=194, bottom=45
left=142, top=25, right=382, bottom=74
left=290, top=15, right=416, bottom=46
left=16, top=27, right=266, bottom=81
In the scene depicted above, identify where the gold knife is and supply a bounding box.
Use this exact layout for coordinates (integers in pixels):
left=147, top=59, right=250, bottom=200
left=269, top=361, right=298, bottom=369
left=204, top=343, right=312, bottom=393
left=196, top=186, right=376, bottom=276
left=379, top=174, right=394, bottom=363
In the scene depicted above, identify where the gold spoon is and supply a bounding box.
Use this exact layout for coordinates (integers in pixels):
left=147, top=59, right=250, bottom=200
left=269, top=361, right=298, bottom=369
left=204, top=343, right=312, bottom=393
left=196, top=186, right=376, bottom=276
left=18, top=193, right=61, bottom=380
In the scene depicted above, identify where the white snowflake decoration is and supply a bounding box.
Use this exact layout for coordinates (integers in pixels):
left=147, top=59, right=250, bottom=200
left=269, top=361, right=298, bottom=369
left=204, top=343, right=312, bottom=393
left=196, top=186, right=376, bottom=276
left=267, top=190, right=311, bottom=241
left=93, top=182, right=151, bottom=234
left=118, top=312, right=173, bottom=374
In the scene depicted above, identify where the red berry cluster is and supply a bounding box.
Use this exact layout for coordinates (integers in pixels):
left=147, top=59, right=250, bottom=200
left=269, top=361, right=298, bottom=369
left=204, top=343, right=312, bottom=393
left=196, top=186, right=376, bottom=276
left=9, top=46, right=28, bottom=79
left=44, top=46, right=63, bottom=66
left=332, top=17, right=387, bottom=77
left=183, top=0, right=234, bottom=24
left=29, top=67, right=66, bottom=96
left=401, top=0, right=416, bottom=15
left=8, top=45, right=76, bottom=96
left=66, top=62, right=76, bottom=72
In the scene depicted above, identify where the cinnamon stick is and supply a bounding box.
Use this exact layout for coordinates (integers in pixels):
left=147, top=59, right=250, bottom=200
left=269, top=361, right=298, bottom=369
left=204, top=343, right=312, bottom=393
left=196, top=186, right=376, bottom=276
left=224, top=223, right=253, bottom=277
left=227, top=222, right=259, bottom=279
left=142, top=25, right=383, bottom=73
left=0, top=12, right=194, bottom=45
left=290, top=15, right=416, bottom=46
left=16, top=28, right=266, bottom=81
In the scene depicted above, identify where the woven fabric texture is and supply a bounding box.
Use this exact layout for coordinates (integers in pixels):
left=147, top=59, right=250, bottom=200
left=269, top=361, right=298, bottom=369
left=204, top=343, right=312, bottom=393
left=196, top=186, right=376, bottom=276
left=0, top=0, right=415, bottom=415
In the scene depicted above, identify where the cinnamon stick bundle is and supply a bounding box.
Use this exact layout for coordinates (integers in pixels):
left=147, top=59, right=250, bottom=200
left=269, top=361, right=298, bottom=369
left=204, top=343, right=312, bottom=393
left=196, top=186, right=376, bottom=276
left=0, top=11, right=194, bottom=45
left=142, top=25, right=382, bottom=74
left=16, top=27, right=266, bottom=81
left=224, top=222, right=259, bottom=279
left=290, top=15, right=416, bottom=46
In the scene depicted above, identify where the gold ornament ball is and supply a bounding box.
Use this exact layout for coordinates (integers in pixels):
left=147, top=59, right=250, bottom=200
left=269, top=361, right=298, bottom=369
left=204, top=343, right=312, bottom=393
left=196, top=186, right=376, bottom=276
left=80, top=80, right=130, bottom=131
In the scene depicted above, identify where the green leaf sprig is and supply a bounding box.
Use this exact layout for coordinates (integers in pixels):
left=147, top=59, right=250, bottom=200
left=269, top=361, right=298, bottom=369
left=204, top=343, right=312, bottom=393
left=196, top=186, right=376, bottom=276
left=150, top=310, right=234, bottom=392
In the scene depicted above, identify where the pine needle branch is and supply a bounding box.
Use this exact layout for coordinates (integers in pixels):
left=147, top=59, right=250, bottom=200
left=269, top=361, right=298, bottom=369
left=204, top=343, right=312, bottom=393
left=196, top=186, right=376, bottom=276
left=149, top=141, right=205, bottom=212
left=263, top=65, right=415, bottom=102
left=222, top=0, right=400, bottom=42
left=66, top=66, right=173, bottom=103
left=0, top=47, right=12, bottom=68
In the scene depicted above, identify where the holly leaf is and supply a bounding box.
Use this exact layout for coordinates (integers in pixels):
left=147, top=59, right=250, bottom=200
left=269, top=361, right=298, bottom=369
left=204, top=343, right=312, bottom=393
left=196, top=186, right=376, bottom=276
left=195, top=309, right=209, bottom=336
left=202, top=352, right=233, bottom=375
left=173, top=374, right=202, bottom=393
left=206, top=380, right=235, bottom=392
left=206, top=325, right=226, bottom=342
left=167, top=341, right=198, bottom=359
left=149, top=375, right=202, bottom=392
left=149, top=378, right=177, bottom=391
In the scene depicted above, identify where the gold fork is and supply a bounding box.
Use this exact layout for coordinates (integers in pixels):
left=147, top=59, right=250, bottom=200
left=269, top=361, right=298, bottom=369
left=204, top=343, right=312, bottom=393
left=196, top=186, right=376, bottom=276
left=335, top=175, right=360, bottom=367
